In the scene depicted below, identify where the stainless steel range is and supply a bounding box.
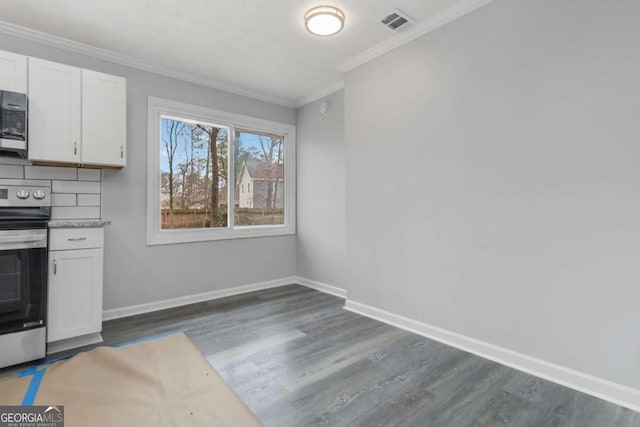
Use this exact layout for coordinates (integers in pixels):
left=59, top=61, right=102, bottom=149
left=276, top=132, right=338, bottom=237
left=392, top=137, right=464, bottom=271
left=0, top=182, right=50, bottom=368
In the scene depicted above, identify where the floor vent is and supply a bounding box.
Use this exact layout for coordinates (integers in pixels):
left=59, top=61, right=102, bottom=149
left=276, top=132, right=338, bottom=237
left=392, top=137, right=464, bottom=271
left=380, top=10, right=414, bottom=31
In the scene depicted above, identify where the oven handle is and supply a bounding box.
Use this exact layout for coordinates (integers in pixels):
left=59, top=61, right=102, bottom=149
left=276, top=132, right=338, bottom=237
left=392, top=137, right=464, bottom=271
left=0, top=235, right=46, bottom=244
left=0, top=230, right=47, bottom=249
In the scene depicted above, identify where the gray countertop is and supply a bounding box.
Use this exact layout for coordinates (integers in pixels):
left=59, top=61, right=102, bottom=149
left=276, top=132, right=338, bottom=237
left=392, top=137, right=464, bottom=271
left=48, top=219, right=111, bottom=229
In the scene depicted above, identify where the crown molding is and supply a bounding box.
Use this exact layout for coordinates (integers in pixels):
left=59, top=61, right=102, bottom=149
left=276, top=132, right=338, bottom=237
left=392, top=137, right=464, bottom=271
left=0, top=20, right=296, bottom=108
left=295, top=80, right=344, bottom=108
left=339, top=0, right=496, bottom=72
left=0, top=0, right=497, bottom=107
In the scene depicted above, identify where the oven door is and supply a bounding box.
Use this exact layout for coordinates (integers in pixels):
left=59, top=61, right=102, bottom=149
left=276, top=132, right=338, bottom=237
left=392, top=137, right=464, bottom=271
left=0, top=229, right=47, bottom=334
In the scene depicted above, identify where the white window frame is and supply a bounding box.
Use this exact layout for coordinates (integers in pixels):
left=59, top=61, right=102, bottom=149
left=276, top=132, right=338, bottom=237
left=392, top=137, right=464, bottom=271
left=147, top=96, right=296, bottom=245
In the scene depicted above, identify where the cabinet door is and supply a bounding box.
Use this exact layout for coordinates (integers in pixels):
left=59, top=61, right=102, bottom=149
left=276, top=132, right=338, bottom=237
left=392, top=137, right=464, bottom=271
left=81, top=69, right=126, bottom=167
left=27, top=58, right=81, bottom=163
left=48, top=248, right=103, bottom=342
left=0, top=49, right=27, bottom=92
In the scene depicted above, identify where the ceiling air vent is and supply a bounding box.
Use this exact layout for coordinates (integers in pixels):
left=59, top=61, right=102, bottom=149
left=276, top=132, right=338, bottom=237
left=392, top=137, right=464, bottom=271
left=380, top=9, right=414, bottom=31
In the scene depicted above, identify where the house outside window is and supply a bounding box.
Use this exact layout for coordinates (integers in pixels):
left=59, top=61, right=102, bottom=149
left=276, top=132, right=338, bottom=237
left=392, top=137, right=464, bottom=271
left=237, top=159, right=284, bottom=210
left=147, top=97, right=296, bottom=245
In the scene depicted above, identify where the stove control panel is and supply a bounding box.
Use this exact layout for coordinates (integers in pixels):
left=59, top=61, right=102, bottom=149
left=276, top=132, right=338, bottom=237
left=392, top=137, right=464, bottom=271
left=0, top=185, right=51, bottom=207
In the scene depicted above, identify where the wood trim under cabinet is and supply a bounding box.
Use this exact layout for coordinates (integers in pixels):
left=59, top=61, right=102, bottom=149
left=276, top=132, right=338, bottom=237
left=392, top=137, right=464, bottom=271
left=31, top=161, right=123, bottom=169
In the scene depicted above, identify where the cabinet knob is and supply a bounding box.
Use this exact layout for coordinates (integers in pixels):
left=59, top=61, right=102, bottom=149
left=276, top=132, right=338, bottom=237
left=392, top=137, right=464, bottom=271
left=53, top=260, right=57, bottom=275
left=74, top=142, right=77, bottom=155
left=120, top=146, right=124, bottom=158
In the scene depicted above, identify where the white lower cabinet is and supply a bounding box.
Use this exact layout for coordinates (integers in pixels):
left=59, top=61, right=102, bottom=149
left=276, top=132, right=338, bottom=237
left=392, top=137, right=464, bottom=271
left=48, top=228, right=104, bottom=344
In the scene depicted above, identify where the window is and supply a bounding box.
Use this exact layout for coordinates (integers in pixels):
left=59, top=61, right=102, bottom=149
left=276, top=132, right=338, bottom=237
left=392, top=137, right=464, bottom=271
left=235, top=129, right=285, bottom=226
left=147, top=97, right=296, bottom=245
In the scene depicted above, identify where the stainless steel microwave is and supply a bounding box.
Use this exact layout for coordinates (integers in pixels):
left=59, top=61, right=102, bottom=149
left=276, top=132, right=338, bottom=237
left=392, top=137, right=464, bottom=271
left=0, top=90, right=27, bottom=157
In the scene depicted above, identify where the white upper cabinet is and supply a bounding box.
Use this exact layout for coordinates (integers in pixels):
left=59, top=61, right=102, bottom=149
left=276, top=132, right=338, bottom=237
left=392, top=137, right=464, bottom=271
left=81, top=70, right=127, bottom=167
left=27, top=58, right=81, bottom=164
left=0, top=50, right=27, bottom=93
left=25, top=55, right=127, bottom=167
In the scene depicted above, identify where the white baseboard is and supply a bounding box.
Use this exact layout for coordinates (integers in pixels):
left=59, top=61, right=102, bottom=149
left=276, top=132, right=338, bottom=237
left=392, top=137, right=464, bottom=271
left=102, top=277, right=298, bottom=321
left=47, top=332, right=103, bottom=355
left=344, top=299, right=640, bottom=413
left=102, top=276, right=345, bottom=322
left=100, top=276, right=639, bottom=412
left=294, top=276, right=347, bottom=299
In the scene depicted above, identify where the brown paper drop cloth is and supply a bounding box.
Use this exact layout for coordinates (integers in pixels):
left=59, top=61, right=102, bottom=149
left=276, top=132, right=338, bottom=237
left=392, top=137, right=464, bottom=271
left=0, top=333, right=263, bottom=427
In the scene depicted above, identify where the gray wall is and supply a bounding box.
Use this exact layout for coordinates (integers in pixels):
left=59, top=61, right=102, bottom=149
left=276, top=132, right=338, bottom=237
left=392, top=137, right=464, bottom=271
left=296, top=91, right=346, bottom=287
left=345, top=0, right=640, bottom=390
left=0, top=34, right=297, bottom=310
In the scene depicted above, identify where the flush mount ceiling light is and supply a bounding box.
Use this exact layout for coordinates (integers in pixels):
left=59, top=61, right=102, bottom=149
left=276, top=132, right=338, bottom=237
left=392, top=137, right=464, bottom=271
left=305, top=6, right=345, bottom=36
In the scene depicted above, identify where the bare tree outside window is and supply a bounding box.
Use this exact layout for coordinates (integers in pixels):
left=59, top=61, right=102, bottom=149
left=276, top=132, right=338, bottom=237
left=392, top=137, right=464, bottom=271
left=160, top=117, right=228, bottom=229
left=160, top=118, right=285, bottom=229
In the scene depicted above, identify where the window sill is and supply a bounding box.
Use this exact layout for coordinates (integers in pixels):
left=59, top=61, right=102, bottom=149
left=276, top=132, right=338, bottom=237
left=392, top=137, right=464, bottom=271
left=146, top=225, right=295, bottom=246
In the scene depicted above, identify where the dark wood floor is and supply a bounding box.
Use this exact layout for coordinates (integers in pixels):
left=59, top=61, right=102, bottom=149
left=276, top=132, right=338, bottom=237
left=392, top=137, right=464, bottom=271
left=3, top=285, right=639, bottom=426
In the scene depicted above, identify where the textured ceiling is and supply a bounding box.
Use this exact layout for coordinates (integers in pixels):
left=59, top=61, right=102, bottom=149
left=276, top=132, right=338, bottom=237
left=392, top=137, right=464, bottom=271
left=0, top=0, right=464, bottom=105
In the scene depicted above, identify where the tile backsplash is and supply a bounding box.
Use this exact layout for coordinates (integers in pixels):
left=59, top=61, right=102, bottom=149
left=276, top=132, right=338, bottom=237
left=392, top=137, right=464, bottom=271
left=0, top=157, right=102, bottom=220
